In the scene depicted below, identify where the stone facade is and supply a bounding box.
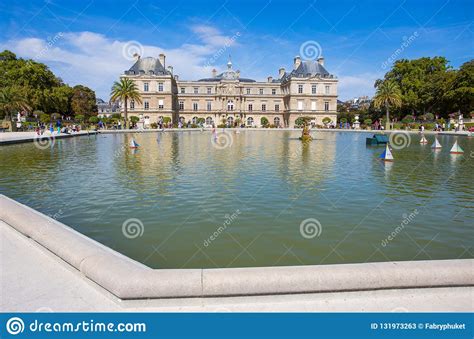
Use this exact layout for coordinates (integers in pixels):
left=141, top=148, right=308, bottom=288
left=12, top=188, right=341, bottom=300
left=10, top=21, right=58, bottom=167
left=120, top=53, right=338, bottom=127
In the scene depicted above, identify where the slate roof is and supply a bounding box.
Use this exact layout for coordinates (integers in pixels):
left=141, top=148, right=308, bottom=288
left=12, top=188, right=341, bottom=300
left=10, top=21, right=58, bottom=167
left=283, top=60, right=336, bottom=81
left=124, top=57, right=170, bottom=75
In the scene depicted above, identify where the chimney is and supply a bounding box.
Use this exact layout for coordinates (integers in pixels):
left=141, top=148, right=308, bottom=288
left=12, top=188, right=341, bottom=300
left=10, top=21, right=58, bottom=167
left=317, top=57, right=324, bottom=66
left=167, top=65, right=173, bottom=75
left=212, top=68, right=217, bottom=77
left=133, top=53, right=140, bottom=60
left=174, top=75, right=179, bottom=81
left=279, top=67, right=285, bottom=79
left=267, top=76, right=273, bottom=83
left=293, top=56, right=301, bottom=70
left=159, top=53, right=166, bottom=68
left=236, top=70, right=240, bottom=78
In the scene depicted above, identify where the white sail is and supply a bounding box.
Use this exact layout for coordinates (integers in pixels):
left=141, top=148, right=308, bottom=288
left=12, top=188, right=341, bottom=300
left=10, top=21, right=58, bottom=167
left=129, top=139, right=139, bottom=148
left=450, top=141, right=464, bottom=154
left=420, top=135, right=428, bottom=144
left=431, top=138, right=442, bottom=149
left=380, top=144, right=394, bottom=161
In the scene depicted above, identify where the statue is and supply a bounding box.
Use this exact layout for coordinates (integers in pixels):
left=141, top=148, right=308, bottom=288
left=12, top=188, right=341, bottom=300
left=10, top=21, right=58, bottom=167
left=299, top=124, right=312, bottom=142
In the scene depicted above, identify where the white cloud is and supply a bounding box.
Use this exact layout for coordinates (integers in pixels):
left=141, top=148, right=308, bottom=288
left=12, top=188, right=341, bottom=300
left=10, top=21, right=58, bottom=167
left=0, top=25, right=239, bottom=100
left=337, top=73, right=381, bottom=100
left=1, top=26, right=375, bottom=102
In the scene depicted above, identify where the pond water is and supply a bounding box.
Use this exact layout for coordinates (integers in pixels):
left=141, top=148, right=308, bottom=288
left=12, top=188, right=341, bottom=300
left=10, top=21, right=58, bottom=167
left=0, top=130, right=473, bottom=269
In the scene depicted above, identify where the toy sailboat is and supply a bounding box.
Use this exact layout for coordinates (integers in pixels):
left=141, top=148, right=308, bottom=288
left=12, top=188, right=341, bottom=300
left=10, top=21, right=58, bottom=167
left=449, top=141, right=464, bottom=154
left=420, top=135, right=428, bottom=144
left=129, top=139, right=139, bottom=148
left=379, top=144, right=394, bottom=162
left=431, top=138, right=442, bottom=149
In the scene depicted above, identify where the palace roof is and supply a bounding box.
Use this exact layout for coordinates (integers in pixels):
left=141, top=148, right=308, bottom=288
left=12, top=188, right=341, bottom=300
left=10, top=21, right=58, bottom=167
left=124, top=57, right=171, bottom=76
left=284, top=60, right=336, bottom=80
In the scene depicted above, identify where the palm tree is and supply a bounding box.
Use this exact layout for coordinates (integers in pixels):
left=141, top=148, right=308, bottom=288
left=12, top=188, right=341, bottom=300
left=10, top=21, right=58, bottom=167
left=373, top=80, right=402, bottom=130
left=110, top=78, right=142, bottom=129
left=0, top=87, right=31, bottom=131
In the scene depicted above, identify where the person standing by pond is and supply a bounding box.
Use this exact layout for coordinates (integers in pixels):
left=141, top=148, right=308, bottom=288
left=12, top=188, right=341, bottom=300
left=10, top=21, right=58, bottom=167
left=56, top=119, right=61, bottom=134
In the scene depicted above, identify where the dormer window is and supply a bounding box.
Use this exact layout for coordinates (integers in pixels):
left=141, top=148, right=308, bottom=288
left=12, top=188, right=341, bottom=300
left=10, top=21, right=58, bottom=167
left=149, top=71, right=154, bottom=75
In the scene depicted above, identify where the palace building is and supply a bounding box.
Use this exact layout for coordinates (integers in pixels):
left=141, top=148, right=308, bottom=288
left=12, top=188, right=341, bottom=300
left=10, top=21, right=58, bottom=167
left=120, top=53, right=338, bottom=127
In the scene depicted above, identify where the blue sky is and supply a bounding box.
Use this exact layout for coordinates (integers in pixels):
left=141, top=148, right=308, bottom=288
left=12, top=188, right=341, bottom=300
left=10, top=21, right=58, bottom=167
left=1, top=0, right=473, bottom=100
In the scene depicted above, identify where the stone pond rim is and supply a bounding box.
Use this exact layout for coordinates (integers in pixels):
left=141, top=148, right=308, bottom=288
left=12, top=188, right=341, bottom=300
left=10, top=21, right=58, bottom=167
left=1, top=194, right=472, bottom=300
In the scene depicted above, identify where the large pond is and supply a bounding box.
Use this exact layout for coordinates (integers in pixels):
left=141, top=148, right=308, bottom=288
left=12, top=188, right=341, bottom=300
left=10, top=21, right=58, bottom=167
left=0, top=130, right=473, bottom=269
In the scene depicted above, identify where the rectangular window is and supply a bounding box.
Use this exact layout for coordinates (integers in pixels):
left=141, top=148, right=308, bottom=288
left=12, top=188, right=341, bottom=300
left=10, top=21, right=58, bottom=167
left=179, top=101, right=184, bottom=110
left=248, top=104, right=253, bottom=111
left=158, top=99, right=164, bottom=109
left=311, top=101, right=316, bottom=111
left=262, top=104, right=266, bottom=111
left=181, top=87, right=185, bottom=94
left=325, top=85, right=330, bottom=94
left=130, top=100, right=135, bottom=110
left=207, top=87, right=212, bottom=94
left=275, top=104, right=279, bottom=112
left=207, top=101, right=212, bottom=111
left=298, top=84, right=303, bottom=94
left=259, top=88, right=263, bottom=95
left=144, top=100, right=149, bottom=110
left=272, top=89, right=276, bottom=95
left=297, top=100, right=303, bottom=111
left=312, top=84, right=317, bottom=94
left=144, top=83, right=149, bottom=92
left=194, top=87, right=199, bottom=94
left=193, top=102, right=198, bottom=111
left=246, top=88, right=251, bottom=95
left=324, top=101, right=329, bottom=111
left=158, top=82, right=163, bottom=92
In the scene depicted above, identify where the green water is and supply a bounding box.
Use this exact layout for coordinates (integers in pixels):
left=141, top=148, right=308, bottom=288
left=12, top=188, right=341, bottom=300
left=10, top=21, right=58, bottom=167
left=0, top=131, right=473, bottom=268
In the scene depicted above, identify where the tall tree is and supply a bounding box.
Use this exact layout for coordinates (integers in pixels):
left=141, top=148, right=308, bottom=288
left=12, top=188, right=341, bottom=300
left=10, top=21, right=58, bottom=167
left=444, top=60, right=474, bottom=114
left=373, top=80, right=402, bottom=130
left=383, top=57, right=451, bottom=117
left=110, top=78, right=142, bottom=129
left=71, top=85, right=97, bottom=118
left=0, top=87, right=31, bottom=131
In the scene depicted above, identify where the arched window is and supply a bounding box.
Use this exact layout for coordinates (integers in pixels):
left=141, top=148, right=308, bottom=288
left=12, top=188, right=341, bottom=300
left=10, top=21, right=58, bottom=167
left=274, top=117, right=280, bottom=126
left=192, top=116, right=198, bottom=124
left=227, top=116, right=234, bottom=126
left=247, top=117, right=254, bottom=126
left=227, top=100, right=234, bottom=111
left=206, top=117, right=213, bottom=126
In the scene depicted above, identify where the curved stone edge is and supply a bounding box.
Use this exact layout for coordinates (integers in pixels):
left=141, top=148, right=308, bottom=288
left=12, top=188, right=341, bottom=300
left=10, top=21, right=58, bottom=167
left=0, top=194, right=201, bottom=299
left=1, top=194, right=473, bottom=300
